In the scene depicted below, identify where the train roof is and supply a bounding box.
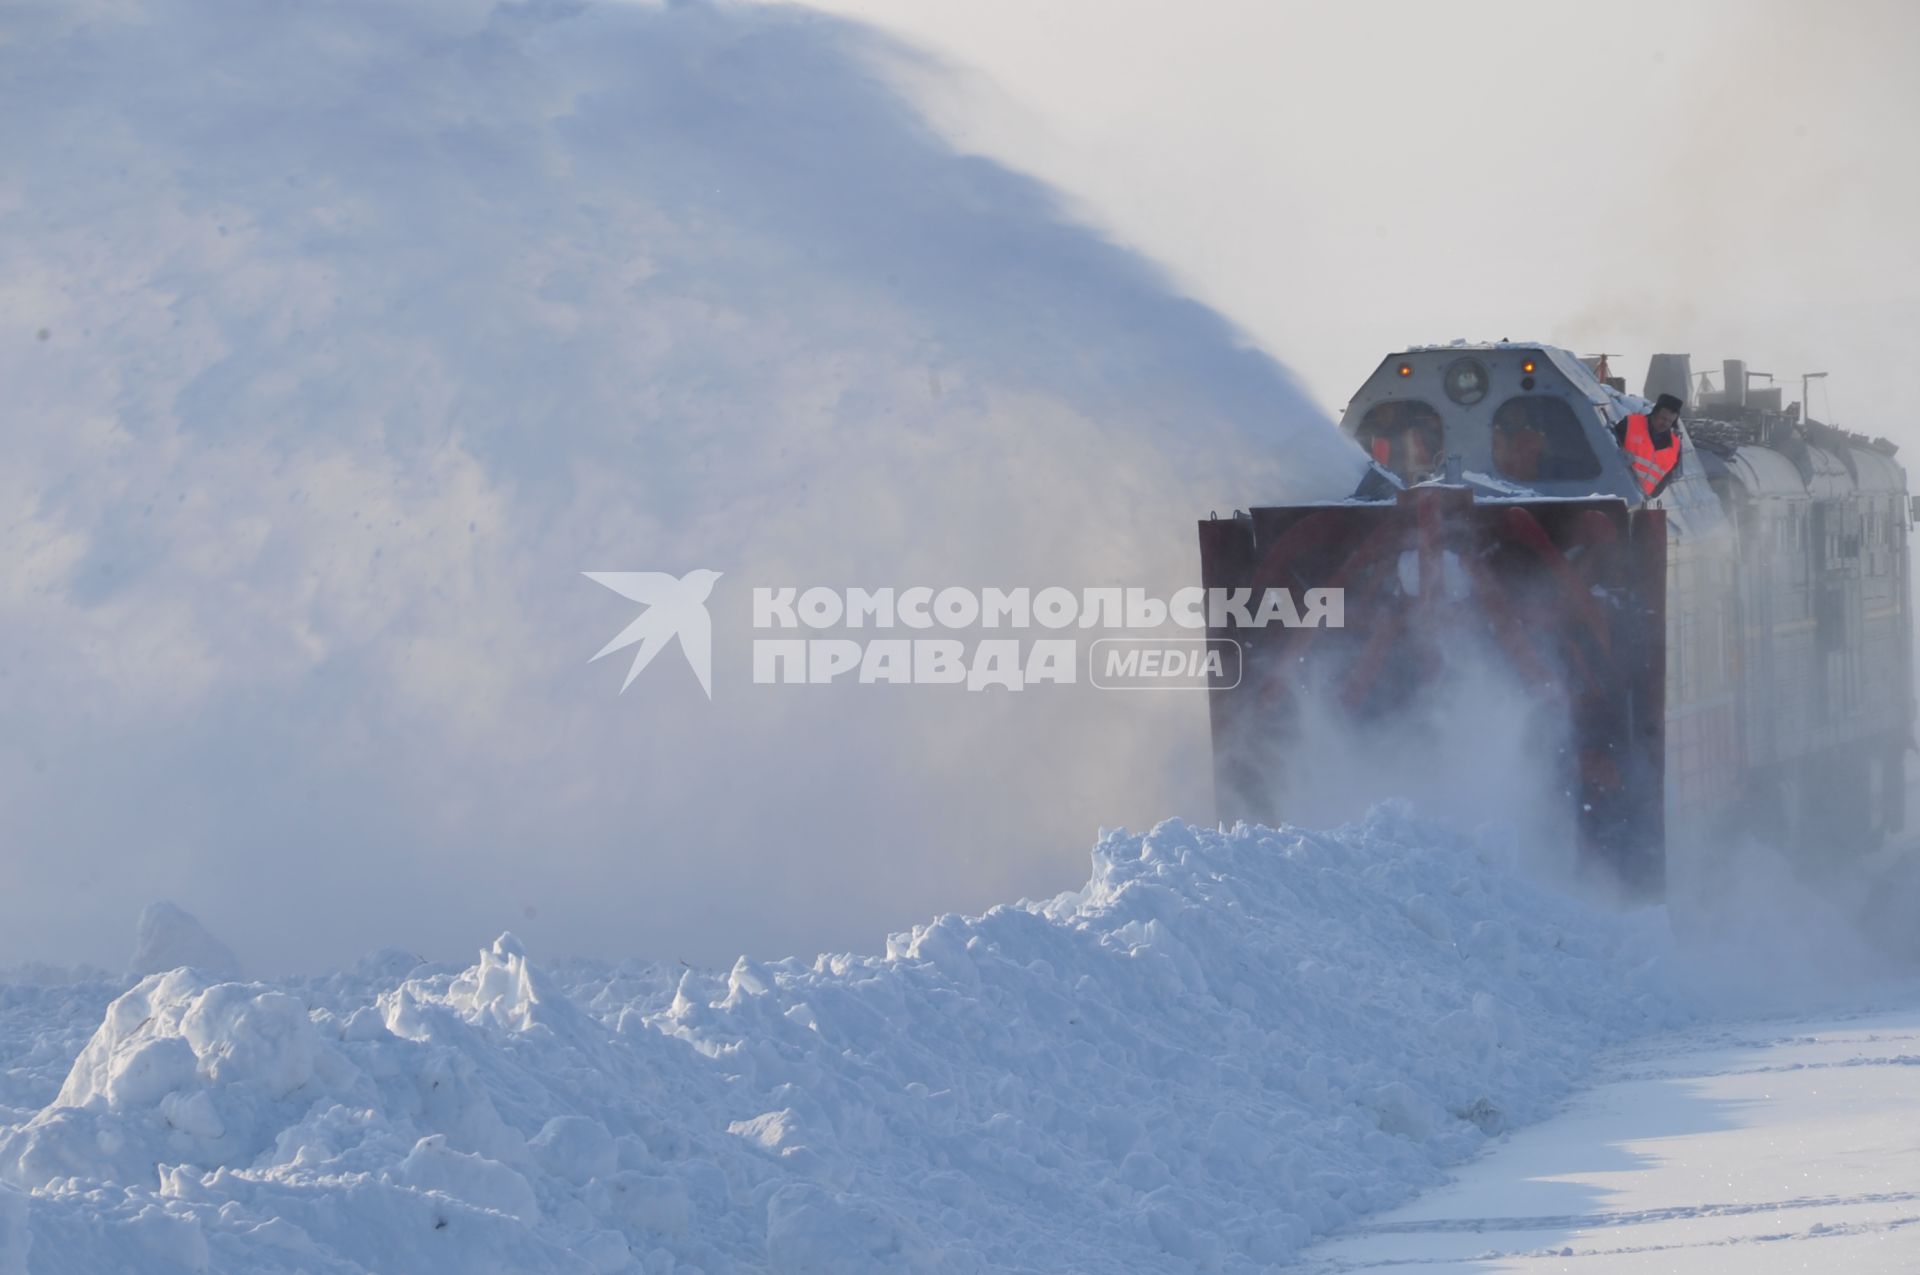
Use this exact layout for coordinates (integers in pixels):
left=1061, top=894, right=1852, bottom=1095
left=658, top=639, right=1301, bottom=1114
left=1398, top=341, right=1645, bottom=422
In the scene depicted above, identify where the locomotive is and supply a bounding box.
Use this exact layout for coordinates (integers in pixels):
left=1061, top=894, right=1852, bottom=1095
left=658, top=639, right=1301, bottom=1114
left=1200, top=343, right=1914, bottom=890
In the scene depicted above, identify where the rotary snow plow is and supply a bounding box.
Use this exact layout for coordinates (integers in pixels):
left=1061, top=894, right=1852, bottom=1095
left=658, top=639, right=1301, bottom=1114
left=1202, top=344, right=1915, bottom=893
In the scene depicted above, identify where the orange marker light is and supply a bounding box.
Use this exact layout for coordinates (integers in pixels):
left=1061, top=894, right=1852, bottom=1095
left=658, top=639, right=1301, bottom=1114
left=1521, top=359, right=1537, bottom=374
left=1397, top=363, right=1412, bottom=377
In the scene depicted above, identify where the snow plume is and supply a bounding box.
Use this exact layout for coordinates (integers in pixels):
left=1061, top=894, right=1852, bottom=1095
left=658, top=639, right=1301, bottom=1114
left=1658, top=683, right=1920, bottom=1008
left=1663, top=829, right=1920, bottom=1012
left=0, top=0, right=1363, bottom=971
left=0, top=813, right=1684, bottom=1273
left=1221, top=634, right=1584, bottom=891
left=1226, top=627, right=1920, bottom=1009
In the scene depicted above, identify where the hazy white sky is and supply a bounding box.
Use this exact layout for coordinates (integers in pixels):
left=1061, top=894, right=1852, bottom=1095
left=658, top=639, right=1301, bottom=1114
left=801, top=0, right=1920, bottom=438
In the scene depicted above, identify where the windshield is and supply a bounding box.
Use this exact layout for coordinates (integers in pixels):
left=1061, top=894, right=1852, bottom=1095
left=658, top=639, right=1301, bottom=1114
left=1354, top=400, right=1444, bottom=482
left=1489, top=395, right=1601, bottom=483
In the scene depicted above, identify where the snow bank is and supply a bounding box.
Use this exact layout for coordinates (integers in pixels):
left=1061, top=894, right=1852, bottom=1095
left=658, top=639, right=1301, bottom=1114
left=0, top=811, right=1685, bottom=1273
left=0, top=1182, right=24, bottom=1275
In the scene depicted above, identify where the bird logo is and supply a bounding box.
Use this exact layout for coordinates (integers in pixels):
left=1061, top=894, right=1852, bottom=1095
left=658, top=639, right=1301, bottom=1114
left=583, top=569, right=723, bottom=697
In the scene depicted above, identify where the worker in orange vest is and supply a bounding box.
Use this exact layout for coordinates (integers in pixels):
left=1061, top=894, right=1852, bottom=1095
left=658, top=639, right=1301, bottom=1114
left=1614, top=392, right=1684, bottom=495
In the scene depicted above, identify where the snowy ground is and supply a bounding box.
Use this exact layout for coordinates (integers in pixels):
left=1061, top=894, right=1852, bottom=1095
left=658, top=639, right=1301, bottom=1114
left=0, top=810, right=1690, bottom=1274
left=7, top=811, right=1920, bottom=1274
left=1296, top=1002, right=1920, bottom=1273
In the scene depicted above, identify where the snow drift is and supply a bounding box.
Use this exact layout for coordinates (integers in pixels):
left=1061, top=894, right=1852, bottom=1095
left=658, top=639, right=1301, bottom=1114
left=0, top=812, right=1684, bottom=1273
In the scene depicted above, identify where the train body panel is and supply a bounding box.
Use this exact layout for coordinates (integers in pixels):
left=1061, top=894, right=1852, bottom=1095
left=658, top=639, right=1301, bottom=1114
left=1202, top=343, right=1914, bottom=884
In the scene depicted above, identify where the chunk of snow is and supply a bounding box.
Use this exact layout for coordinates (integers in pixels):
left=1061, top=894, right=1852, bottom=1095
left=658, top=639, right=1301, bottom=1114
left=126, top=903, right=241, bottom=980
left=527, top=1116, right=615, bottom=1187
left=393, top=1134, right=539, bottom=1223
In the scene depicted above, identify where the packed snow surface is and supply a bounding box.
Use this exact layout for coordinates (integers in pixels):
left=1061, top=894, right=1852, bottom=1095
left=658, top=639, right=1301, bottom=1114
left=1297, top=1004, right=1920, bottom=1272
left=0, top=811, right=1686, bottom=1273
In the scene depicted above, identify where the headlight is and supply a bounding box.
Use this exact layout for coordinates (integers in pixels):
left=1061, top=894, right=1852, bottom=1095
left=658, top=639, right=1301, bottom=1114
left=1443, top=358, right=1489, bottom=406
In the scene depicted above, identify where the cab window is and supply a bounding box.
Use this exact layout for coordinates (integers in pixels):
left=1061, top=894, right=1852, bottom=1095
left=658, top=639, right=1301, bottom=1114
left=1354, top=400, right=1444, bottom=482
left=1489, top=396, right=1601, bottom=483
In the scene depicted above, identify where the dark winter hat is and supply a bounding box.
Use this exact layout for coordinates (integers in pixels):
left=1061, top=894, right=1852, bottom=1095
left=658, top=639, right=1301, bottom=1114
left=1654, top=392, right=1685, bottom=416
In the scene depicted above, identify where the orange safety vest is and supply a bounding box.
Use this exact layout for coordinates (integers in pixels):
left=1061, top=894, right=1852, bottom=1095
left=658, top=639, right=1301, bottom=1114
left=1622, top=413, right=1680, bottom=495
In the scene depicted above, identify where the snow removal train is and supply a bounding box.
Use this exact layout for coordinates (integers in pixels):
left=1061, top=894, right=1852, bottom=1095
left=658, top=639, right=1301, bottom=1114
left=1201, top=344, right=1914, bottom=890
